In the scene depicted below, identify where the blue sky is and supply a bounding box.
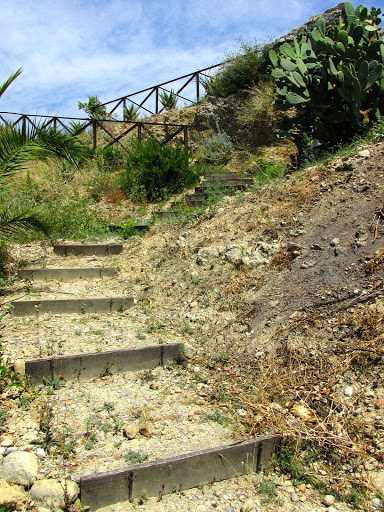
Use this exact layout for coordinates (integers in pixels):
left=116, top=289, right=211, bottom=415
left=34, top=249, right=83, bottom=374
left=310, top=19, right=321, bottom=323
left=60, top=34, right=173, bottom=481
left=1, top=0, right=383, bottom=119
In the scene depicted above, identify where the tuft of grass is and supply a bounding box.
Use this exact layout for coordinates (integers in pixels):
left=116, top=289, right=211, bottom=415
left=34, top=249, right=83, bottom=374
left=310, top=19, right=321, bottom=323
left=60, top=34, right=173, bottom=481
left=124, top=449, right=148, bottom=464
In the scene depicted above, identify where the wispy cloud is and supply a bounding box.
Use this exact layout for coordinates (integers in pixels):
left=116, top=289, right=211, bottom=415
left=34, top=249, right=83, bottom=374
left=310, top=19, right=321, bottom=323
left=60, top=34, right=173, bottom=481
left=0, top=0, right=378, bottom=117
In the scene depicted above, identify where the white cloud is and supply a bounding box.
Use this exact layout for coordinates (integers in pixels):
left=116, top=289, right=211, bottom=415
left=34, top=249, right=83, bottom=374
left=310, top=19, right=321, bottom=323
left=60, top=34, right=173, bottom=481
left=0, top=0, right=371, bottom=117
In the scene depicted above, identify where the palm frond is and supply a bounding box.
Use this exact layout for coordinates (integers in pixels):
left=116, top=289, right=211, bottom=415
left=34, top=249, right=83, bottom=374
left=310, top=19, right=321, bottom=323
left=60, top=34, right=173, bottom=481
left=0, top=68, right=23, bottom=99
left=0, top=203, right=48, bottom=241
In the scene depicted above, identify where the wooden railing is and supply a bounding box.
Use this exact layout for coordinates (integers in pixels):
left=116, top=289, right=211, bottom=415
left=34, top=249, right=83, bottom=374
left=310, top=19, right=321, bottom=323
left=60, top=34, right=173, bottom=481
left=100, top=62, right=224, bottom=120
left=0, top=112, right=191, bottom=153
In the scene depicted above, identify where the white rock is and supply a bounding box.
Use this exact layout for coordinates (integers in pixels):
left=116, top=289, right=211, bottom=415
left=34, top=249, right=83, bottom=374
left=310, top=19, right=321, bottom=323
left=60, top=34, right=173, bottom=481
left=344, top=386, right=353, bottom=397
left=30, top=479, right=79, bottom=508
left=358, top=149, right=370, bottom=157
left=323, top=494, right=335, bottom=506
left=371, top=498, right=382, bottom=510
left=371, top=471, right=384, bottom=493
left=36, top=448, right=46, bottom=458
left=0, top=439, right=13, bottom=448
left=0, top=451, right=38, bottom=486
left=0, top=478, right=27, bottom=506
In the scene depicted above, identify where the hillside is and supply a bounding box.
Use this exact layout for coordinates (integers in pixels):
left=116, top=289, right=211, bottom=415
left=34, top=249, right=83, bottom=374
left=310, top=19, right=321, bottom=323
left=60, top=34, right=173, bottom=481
left=1, top=135, right=383, bottom=511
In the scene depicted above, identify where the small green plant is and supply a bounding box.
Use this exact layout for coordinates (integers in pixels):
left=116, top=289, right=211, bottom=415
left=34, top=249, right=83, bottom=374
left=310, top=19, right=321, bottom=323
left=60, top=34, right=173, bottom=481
left=78, top=95, right=109, bottom=120
left=136, top=332, right=146, bottom=340
left=115, top=217, right=137, bottom=238
left=123, top=450, right=149, bottom=464
left=200, top=409, right=229, bottom=426
left=159, top=89, right=178, bottom=110
left=123, top=104, right=140, bottom=121
left=0, top=337, right=21, bottom=392
left=244, top=154, right=286, bottom=185
left=42, top=375, right=65, bottom=395
left=194, top=130, right=233, bottom=165
left=202, top=41, right=270, bottom=98
left=259, top=479, right=277, bottom=503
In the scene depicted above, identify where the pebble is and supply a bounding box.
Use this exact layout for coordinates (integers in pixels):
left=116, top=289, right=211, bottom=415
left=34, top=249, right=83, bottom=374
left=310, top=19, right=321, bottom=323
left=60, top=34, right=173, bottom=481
left=5, top=447, right=17, bottom=455
left=290, top=492, right=299, bottom=502
left=36, top=448, right=46, bottom=457
left=344, top=386, right=353, bottom=397
left=323, top=495, right=335, bottom=506
left=371, top=497, right=382, bottom=509
left=1, top=439, right=13, bottom=448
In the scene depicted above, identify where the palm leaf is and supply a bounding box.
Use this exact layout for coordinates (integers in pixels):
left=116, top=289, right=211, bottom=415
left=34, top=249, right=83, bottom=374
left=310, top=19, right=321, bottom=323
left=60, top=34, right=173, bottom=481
left=0, top=68, right=23, bottom=99
left=0, top=203, right=48, bottom=241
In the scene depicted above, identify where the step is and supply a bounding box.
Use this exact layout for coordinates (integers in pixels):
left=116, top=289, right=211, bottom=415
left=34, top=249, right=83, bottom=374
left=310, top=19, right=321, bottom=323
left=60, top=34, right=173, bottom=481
left=10, top=297, right=134, bottom=316
left=80, top=435, right=280, bottom=509
left=53, top=244, right=123, bottom=256
left=202, top=177, right=253, bottom=184
left=17, top=267, right=116, bottom=280
left=23, top=343, right=183, bottom=382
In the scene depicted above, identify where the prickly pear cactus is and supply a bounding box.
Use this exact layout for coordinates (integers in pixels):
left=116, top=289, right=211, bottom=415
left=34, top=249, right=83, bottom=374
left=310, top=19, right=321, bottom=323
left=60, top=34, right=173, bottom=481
left=270, top=2, right=384, bottom=142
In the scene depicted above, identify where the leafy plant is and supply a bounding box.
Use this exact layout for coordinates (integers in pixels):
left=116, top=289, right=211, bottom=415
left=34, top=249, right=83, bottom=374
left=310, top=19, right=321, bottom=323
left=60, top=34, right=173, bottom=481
left=123, top=104, right=140, bottom=121
left=243, top=154, right=286, bottom=185
left=123, top=450, right=148, bottom=464
left=120, top=137, right=200, bottom=201
left=0, top=337, right=21, bottom=392
left=269, top=2, right=384, bottom=144
left=159, top=89, right=178, bottom=110
left=194, top=129, right=233, bottom=165
left=203, top=42, right=270, bottom=98
left=78, top=95, right=109, bottom=120
left=200, top=409, right=230, bottom=425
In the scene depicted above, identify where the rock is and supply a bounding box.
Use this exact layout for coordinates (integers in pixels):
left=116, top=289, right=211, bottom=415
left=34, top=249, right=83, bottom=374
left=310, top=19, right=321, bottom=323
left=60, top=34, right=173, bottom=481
left=371, top=497, right=382, bottom=510
left=0, top=478, right=27, bottom=507
left=225, top=248, right=243, bottom=267
left=371, top=471, right=384, bottom=493
left=13, top=359, right=25, bottom=375
left=375, top=399, right=382, bottom=409
left=344, top=386, right=354, bottom=397
left=358, top=149, right=371, bottom=157
left=240, top=499, right=255, bottom=511
left=1, top=438, right=13, bottom=448
left=36, top=448, right=46, bottom=458
left=301, top=260, right=317, bottom=269
left=123, top=427, right=138, bottom=440
left=0, top=451, right=38, bottom=486
left=139, top=424, right=152, bottom=437
left=290, top=492, right=299, bottom=502
left=323, top=494, right=335, bottom=506
left=327, top=507, right=337, bottom=512
left=30, top=478, right=79, bottom=509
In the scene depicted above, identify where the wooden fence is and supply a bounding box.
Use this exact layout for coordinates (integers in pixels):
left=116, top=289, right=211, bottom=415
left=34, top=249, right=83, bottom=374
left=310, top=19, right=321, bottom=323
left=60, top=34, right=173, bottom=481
left=100, top=62, right=223, bottom=120
left=0, top=112, right=191, bottom=153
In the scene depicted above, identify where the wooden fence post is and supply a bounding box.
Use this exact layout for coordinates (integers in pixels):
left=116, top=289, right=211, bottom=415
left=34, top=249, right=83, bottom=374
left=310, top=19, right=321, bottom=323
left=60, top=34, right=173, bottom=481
left=123, top=99, right=126, bottom=121
left=54, top=118, right=57, bottom=132
left=138, top=123, right=142, bottom=143
left=196, top=73, right=200, bottom=102
left=155, top=87, right=159, bottom=114
left=22, top=116, right=26, bottom=139
left=92, top=120, right=97, bottom=150
left=184, top=126, right=188, bottom=155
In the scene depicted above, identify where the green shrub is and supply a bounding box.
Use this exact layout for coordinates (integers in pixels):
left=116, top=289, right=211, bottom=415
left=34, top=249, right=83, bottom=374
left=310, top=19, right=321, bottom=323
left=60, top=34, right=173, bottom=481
left=159, top=89, right=178, bottom=110
left=95, top=146, right=126, bottom=173
left=78, top=95, right=109, bottom=120
left=123, top=104, right=140, bottom=121
left=120, top=137, right=200, bottom=201
left=244, top=154, right=287, bottom=185
left=202, top=42, right=270, bottom=98
left=194, top=129, right=233, bottom=165
left=269, top=2, right=384, bottom=144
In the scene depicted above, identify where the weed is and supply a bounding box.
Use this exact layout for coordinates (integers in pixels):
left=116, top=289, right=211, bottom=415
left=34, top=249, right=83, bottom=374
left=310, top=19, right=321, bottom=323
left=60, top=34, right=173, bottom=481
left=42, top=375, right=65, bottom=395
left=0, top=337, right=22, bottom=392
left=194, top=129, right=233, bottom=165
left=123, top=450, right=149, bottom=464
left=259, top=479, right=277, bottom=503
left=244, top=154, right=286, bottom=185
left=200, top=409, right=229, bottom=426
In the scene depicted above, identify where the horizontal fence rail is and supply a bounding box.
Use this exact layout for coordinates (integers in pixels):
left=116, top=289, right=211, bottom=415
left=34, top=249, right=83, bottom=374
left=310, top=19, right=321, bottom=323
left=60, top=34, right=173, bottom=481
left=0, top=112, right=191, bottom=153
left=100, top=62, right=225, bottom=120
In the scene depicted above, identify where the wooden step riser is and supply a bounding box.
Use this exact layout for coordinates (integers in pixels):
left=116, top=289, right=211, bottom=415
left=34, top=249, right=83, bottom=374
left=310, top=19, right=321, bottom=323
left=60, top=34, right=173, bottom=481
left=10, top=297, right=134, bottom=316
left=18, top=267, right=116, bottom=280
left=23, top=343, right=183, bottom=383
left=53, top=244, right=123, bottom=256
left=81, top=435, right=280, bottom=509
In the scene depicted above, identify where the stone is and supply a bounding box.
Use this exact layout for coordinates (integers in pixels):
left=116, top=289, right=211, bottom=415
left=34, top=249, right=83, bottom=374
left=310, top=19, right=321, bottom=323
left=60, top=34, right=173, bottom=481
left=301, top=260, right=317, bottom=269
left=225, top=248, right=243, bottom=266
left=371, top=471, right=384, bottom=493
left=323, top=494, right=335, bottom=506
left=240, top=499, right=255, bottom=511
left=30, top=478, right=79, bottom=509
left=123, top=426, right=138, bottom=440
left=358, top=149, right=371, bottom=157
left=371, top=497, right=382, bottom=510
left=344, top=386, right=353, bottom=397
left=1, top=438, right=13, bottom=448
left=139, top=424, right=152, bottom=437
left=290, top=492, right=299, bottom=502
left=0, top=451, right=38, bottom=486
left=0, top=478, right=27, bottom=507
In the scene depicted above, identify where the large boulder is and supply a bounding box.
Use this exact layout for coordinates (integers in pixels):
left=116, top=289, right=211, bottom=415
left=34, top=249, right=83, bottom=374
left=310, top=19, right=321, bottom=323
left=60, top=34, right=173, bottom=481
left=0, top=451, right=38, bottom=486
left=0, top=478, right=27, bottom=509
left=30, top=478, right=79, bottom=509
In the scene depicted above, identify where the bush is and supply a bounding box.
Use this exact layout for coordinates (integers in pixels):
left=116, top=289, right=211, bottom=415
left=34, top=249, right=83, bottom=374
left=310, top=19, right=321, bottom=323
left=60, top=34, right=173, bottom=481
left=203, top=41, right=270, bottom=98
left=78, top=95, right=109, bottom=120
left=194, top=130, right=233, bottom=165
left=120, top=137, right=200, bottom=201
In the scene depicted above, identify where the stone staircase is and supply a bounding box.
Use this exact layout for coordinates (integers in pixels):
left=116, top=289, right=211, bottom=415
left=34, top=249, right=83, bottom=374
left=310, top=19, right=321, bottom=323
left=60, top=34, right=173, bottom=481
left=3, top=241, right=278, bottom=510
